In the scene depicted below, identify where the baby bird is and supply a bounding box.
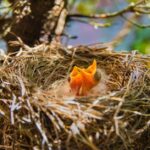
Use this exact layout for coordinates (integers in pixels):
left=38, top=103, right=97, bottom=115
left=69, top=60, right=101, bottom=96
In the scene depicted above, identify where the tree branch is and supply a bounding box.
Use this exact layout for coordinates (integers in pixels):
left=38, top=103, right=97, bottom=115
left=121, top=15, right=150, bottom=28
left=68, top=0, right=145, bottom=19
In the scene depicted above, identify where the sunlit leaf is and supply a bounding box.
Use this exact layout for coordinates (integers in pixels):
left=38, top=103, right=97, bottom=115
left=131, top=29, right=150, bottom=54
left=126, top=0, right=139, bottom=2
left=75, top=0, right=100, bottom=15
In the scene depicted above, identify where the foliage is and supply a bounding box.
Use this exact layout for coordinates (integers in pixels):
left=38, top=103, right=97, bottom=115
left=68, top=0, right=150, bottom=54
left=131, top=28, right=150, bottom=54
left=69, top=0, right=100, bottom=14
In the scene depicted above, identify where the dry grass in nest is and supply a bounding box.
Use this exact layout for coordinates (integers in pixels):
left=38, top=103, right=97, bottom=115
left=0, top=41, right=149, bottom=150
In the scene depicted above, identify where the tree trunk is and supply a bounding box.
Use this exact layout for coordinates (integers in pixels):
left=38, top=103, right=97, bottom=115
left=4, top=0, right=67, bottom=52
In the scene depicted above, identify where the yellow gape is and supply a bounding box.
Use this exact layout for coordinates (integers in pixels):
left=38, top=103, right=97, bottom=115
left=69, top=60, right=100, bottom=96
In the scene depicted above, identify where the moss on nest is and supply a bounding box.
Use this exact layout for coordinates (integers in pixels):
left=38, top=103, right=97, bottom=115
left=0, top=41, right=149, bottom=150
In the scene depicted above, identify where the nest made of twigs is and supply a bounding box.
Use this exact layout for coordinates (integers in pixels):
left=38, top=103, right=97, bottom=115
left=0, top=41, right=149, bottom=150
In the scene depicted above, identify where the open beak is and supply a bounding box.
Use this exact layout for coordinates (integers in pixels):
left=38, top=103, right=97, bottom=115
left=69, top=60, right=100, bottom=96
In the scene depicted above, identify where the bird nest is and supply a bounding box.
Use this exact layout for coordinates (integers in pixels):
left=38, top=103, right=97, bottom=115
left=0, top=41, right=149, bottom=150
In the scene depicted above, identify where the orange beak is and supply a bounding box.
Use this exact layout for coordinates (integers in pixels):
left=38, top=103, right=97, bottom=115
left=69, top=60, right=99, bottom=96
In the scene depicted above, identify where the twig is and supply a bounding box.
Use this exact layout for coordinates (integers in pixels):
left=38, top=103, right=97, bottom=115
left=121, top=14, right=150, bottom=28
left=26, top=98, right=52, bottom=150
left=68, top=0, right=145, bottom=19
left=10, top=94, right=16, bottom=125
left=17, top=76, right=26, bottom=96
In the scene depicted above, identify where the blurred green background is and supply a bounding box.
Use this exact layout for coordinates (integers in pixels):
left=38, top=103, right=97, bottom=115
left=0, top=0, right=150, bottom=54
left=63, top=0, right=150, bottom=54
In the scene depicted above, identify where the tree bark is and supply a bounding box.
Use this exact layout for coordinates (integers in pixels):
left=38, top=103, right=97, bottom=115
left=3, top=0, right=67, bottom=52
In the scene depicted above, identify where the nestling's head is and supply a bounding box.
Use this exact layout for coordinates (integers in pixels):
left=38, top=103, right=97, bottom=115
left=69, top=60, right=101, bottom=96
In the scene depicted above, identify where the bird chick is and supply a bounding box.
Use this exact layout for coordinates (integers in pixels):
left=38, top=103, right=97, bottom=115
left=69, top=60, right=101, bottom=96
